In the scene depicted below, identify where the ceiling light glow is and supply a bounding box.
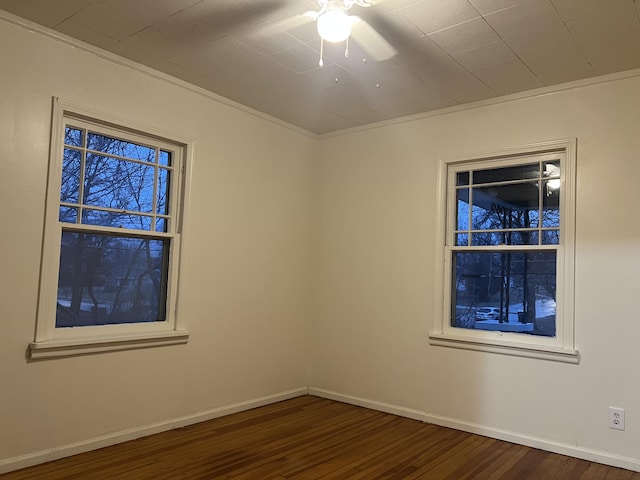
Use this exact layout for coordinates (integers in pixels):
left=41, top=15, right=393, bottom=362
left=547, top=178, right=561, bottom=190
left=317, top=8, right=352, bottom=43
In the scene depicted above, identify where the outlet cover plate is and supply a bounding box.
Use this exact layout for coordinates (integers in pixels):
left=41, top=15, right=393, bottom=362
left=609, top=407, right=625, bottom=431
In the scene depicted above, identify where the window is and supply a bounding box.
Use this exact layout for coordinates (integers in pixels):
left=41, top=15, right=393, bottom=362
left=429, top=140, right=578, bottom=363
left=31, top=100, right=191, bottom=358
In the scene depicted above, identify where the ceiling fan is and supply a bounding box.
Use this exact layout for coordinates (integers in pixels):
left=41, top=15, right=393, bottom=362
left=257, top=0, right=397, bottom=67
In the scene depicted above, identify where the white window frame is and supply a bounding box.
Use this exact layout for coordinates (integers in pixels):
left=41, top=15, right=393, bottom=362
left=429, top=139, right=579, bottom=363
left=31, top=98, right=192, bottom=359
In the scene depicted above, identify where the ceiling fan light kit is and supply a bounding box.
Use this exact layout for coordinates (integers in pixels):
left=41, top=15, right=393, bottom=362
left=317, top=7, right=352, bottom=43
left=316, top=0, right=360, bottom=43
left=313, top=0, right=376, bottom=66
left=255, top=0, right=396, bottom=68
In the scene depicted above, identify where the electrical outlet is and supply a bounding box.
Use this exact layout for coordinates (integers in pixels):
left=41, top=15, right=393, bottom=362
left=609, top=407, right=625, bottom=431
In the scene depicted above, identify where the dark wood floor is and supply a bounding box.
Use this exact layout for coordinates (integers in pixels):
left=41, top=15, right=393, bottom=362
left=2, top=395, right=638, bottom=479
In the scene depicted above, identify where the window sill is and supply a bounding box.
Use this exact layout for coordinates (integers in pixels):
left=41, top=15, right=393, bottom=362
left=428, top=332, right=580, bottom=364
left=29, top=330, right=190, bottom=359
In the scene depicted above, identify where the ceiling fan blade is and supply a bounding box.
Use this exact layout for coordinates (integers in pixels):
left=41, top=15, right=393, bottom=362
left=253, top=11, right=317, bottom=37
left=366, top=0, right=394, bottom=5
left=203, top=0, right=288, bottom=34
left=349, top=16, right=397, bottom=62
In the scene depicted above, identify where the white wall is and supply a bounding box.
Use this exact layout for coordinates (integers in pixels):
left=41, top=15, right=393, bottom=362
left=0, top=17, right=313, bottom=467
left=3, top=8, right=640, bottom=474
left=311, top=75, right=640, bottom=469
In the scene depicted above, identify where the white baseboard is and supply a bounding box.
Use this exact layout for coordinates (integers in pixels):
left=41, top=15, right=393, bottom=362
left=0, top=387, right=308, bottom=475
left=5, top=387, right=639, bottom=474
left=309, top=388, right=640, bottom=473
left=309, top=387, right=427, bottom=422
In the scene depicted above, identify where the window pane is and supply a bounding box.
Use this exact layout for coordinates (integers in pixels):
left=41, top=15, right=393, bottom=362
left=542, top=229, right=560, bottom=245
left=156, top=218, right=167, bottom=232
left=82, top=209, right=152, bottom=230
left=451, top=251, right=556, bottom=337
left=59, top=206, right=77, bottom=223
left=472, top=182, right=539, bottom=233
left=542, top=179, right=560, bottom=228
left=64, top=127, right=83, bottom=147
left=456, top=171, right=469, bottom=186
left=159, top=150, right=171, bottom=167
left=157, top=168, right=170, bottom=215
left=471, top=231, right=539, bottom=246
left=56, top=231, right=168, bottom=327
left=87, top=132, right=155, bottom=162
left=543, top=160, right=560, bottom=178
left=61, top=148, right=81, bottom=203
left=456, top=188, right=469, bottom=230
left=472, top=163, right=539, bottom=185
left=83, top=154, right=155, bottom=213
left=456, top=234, right=469, bottom=246
left=471, top=232, right=504, bottom=246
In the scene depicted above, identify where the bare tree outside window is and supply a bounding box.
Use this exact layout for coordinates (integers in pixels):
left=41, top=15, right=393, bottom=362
left=450, top=160, right=561, bottom=337
left=431, top=141, right=577, bottom=362
left=56, top=125, right=174, bottom=327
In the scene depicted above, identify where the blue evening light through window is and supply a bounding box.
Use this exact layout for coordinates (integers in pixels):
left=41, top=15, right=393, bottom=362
left=56, top=125, right=175, bottom=328
left=451, top=160, right=561, bottom=336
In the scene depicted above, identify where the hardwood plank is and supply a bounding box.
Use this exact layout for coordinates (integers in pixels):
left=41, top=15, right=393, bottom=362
left=1, top=396, right=639, bottom=480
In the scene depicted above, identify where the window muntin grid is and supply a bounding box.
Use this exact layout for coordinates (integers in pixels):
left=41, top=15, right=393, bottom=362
left=430, top=140, right=577, bottom=362
left=446, top=154, right=564, bottom=339
left=60, top=125, right=173, bottom=234
left=452, top=159, right=561, bottom=248
left=54, top=118, right=181, bottom=329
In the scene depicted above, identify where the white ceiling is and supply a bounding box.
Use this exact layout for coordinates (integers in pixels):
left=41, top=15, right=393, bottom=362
left=2, top=0, right=640, bottom=134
